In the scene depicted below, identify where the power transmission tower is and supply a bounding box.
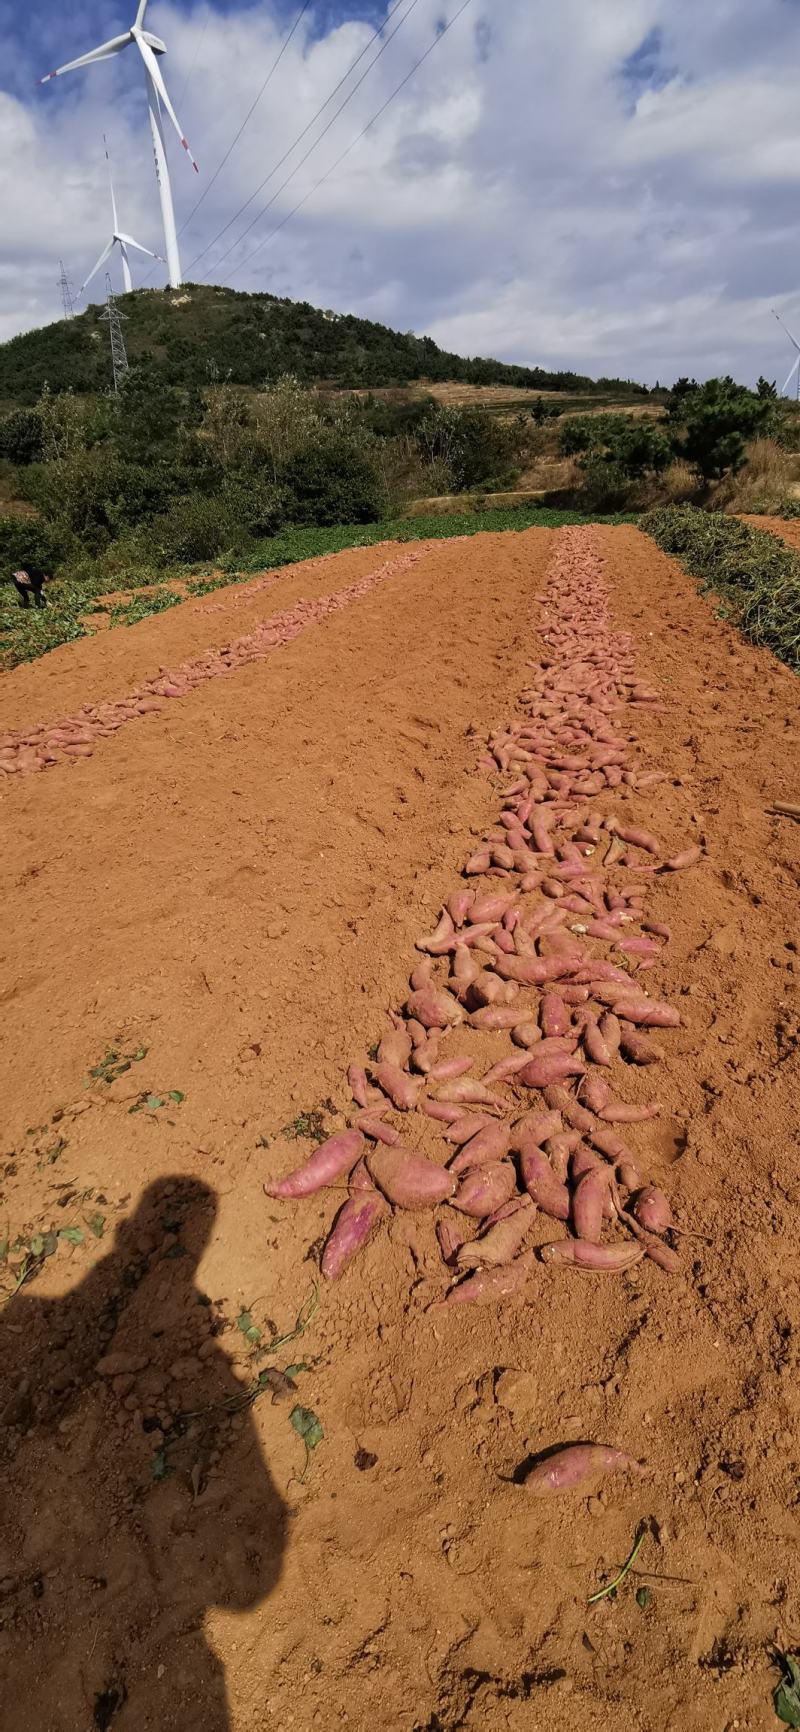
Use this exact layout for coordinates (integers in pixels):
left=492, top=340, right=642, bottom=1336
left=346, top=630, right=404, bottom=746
left=101, top=273, right=129, bottom=393
left=58, top=259, right=76, bottom=320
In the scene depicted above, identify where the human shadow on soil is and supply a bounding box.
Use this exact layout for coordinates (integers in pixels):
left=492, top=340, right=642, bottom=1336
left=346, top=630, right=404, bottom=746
left=0, top=1176, right=286, bottom=1731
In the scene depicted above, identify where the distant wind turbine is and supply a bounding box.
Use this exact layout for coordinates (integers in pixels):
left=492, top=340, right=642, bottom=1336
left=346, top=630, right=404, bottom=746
left=772, top=308, right=800, bottom=400
left=79, top=138, right=164, bottom=299
left=39, top=0, right=198, bottom=291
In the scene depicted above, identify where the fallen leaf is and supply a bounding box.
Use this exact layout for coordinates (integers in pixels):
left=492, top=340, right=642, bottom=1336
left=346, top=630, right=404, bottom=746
left=290, top=1405, right=324, bottom=1451
left=775, top=1653, right=800, bottom=1728
left=59, top=1226, right=84, bottom=1246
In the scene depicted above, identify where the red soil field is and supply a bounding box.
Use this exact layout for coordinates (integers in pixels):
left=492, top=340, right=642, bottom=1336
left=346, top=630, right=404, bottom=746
left=1, top=524, right=798, bottom=1732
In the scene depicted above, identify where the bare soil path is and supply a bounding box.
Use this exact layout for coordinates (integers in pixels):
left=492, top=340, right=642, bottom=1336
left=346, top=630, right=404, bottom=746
left=0, top=525, right=798, bottom=1732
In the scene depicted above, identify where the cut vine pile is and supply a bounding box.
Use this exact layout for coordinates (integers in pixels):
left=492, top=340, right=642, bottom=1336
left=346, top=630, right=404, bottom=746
left=266, top=527, right=703, bottom=1294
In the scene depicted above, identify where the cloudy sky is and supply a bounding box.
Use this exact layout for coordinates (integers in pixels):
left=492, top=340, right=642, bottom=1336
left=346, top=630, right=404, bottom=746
left=2, top=0, right=800, bottom=385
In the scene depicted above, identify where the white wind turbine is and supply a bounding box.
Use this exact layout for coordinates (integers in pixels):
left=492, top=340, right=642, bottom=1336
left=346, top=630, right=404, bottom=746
left=79, top=138, right=164, bottom=299
left=772, top=308, right=800, bottom=401
left=40, top=0, right=198, bottom=291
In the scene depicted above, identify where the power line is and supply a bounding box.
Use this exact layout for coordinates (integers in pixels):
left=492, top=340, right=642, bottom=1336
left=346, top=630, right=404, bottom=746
left=178, top=0, right=314, bottom=236
left=174, top=7, right=212, bottom=112
left=188, top=0, right=423, bottom=278
left=222, top=0, right=474, bottom=286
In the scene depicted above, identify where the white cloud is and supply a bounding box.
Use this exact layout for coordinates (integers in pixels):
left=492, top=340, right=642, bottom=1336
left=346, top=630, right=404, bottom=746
left=1, top=0, right=800, bottom=385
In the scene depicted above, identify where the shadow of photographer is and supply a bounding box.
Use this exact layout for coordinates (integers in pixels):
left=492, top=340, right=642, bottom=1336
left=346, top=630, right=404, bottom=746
left=0, top=1176, right=286, bottom=1731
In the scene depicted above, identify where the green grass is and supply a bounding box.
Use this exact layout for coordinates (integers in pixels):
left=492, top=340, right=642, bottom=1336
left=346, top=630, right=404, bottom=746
left=640, top=504, right=800, bottom=673
left=0, top=502, right=635, bottom=670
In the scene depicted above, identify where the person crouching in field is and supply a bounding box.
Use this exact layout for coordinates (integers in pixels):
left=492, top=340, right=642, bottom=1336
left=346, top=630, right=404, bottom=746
left=12, top=566, right=49, bottom=609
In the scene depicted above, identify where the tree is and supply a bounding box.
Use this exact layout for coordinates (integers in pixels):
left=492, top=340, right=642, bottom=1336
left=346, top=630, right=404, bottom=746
left=672, top=377, right=773, bottom=479
left=756, top=376, right=778, bottom=399
left=0, top=407, right=43, bottom=465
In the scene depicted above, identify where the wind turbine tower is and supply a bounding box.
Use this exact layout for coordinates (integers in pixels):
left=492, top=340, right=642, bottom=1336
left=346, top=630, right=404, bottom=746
left=40, top=0, right=199, bottom=291
left=79, top=138, right=164, bottom=299
left=772, top=308, right=800, bottom=402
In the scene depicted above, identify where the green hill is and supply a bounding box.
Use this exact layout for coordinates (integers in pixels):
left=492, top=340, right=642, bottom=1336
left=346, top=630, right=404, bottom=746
left=0, top=283, right=648, bottom=404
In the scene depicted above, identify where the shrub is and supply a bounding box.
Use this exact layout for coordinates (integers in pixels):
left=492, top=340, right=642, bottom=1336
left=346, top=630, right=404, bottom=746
left=148, top=492, right=233, bottom=564
left=640, top=504, right=800, bottom=670
left=713, top=438, right=796, bottom=513
left=578, top=455, right=634, bottom=511
left=0, top=407, right=43, bottom=465
left=282, top=437, right=387, bottom=525
left=0, top=513, right=59, bottom=571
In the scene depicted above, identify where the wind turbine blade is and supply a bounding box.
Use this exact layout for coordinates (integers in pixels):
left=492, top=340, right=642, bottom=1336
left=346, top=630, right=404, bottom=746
left=39, top=34, right=132, bottom=82
left=78, top=238, right=116, bottom=297
left=772, top=307, right=800, bottom=353
left=104, top=136, right=120, bottom=234
left=135, top=35, right=199, bottom=172
left=781, top=356, right=800, bottom=396
left=116, top=232, right=165, bottom=261
left=119, top=242, right=133, bottom=296
left=135, top=0, right=149, bottom=27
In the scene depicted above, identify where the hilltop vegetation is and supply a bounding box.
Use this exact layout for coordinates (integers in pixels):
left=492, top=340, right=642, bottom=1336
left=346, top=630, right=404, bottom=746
left=0, top=283, right=650, bottom=404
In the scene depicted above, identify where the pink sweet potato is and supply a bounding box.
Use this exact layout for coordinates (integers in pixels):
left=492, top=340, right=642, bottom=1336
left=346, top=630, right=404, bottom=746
left=520, top=1149, right=570, bottom=1220
left=450, top=1119, right=510, bottom=1172
left=265, top=1128, right=365, bottom=1198
left=511, top=1021, right=541, bottom=1048
left=367, top=1145, right=456, bottom=1210
left=452, top=1161, right=517, bottom=1218
left=543, top=1085, right=595, bottom=1133
left=613, top=997, right=681, bottom=1028
left=416, top=909, right=457, bottom=954
left=524, top=1442, right=644, bottom=1495
left=457, top=1196, right=535, bottom=1267
left=583, top=1019, right=614, bottom=1067
left=439, top=1251, right=536, bottom=1305
left=663, top=845, right=703, bottom=871
left=539, top=1240, right=644, bottom=1272
left=447, top=890, right=473, bottom=927
left=321, top=1188, right=387, bottom=1279
left=442, top=1111, right=494, bottom=1145
left=579, top=1072, right=612, bottom=1113
left=378, top=1028, right=412, bottom=1072
left=518, top=1052, right=584, bottom=1089
left=373, top=1062, right=422, bottom=1112
left=436, top=1077, right=499, bottom=1105
left=481, top=1053, right=532, bottom=1086
left=572, top=1166, right=612, bottom=1243
left=468, top=1006, right=525, bottom=1030
left=424, top=1101, right=465, bottom=1123
left=428, top=1056, right=474, bottom=1083
left=599, top=1100, right=661, bottom=1123
left=464, top=848, right=492, bottom=874
left=634, top=1185, right=672, bottom=1233
left=348, top=1065, right=370, bottom=1108
left=406, top=987, right=464, bottom=1029
left=540, top=993, right=570, bottom=1037
left=543, top=1130, right=581, bottom=1182
left=436, top=1216, right=466, bottom=1267
left=511, top=1109, right=563, bottom=1149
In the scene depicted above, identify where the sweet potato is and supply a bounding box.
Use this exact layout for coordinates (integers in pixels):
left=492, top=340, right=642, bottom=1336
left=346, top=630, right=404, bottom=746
left=452, top=1161, right=517, bottom=1218
left=439, top=1251, right=536, bottom=1305
left=447, top=890, right=473, bottom=927
left=436, top=1216, right=466, bottom=1267
left=353, top=1113, right=401, bottom=1145
left=424, top=1101, right=465, bottom=1123
left=540, top=993, right=570, bottom=1038
left=663, top=845, right=703, bottom=870
left=471, top=894, right=513, bottom=923
left=321, top=1188, right=387, bottom=1279
left=348, top=1065, right=370, bottom=1108
left=457, top=1196, right=535, bottom=1267
left=428, top=1056, right=473, bottom=1084
left=436, top=1077, right=500, bottom=1105
left=512, top=1109, right=563, bottom=1149
left=409, top=960, right=435, bottom=991
left=518, top=1052, right=584, bottom=1088
left=449, top=1119, right=510, bottom=1172
left=523, top=1442, right=644, bottom=1495
left=468, top=1005, right=524, bottom=1031
left=539, top=1240, right=644, bottom=1272
left=598, top=1011, right=622, bottom=1057
left=367, top=1145, right=456, bottom=1210
left=416, top=909, right=456, bottom=954
left=464, top=848, right=492, bottom=874
left=572, top=1166, right=612, bottom=1242
left=481, top=1054, right=532, bottom=1086
left=599, top=1100, right=661, bottom=1123
left=612, top=997, right=681, bottom=1028
left=511, top=1021, right=541, bottom=1048
left=634, top=1185, right=672, bottom=1233
left=580, top=1072, right=612, bottom=1113
left=520, top=1148, right=570, bottom=1220
left=406, top=987, right=464, bottom=1029
left=378, top=1026, right=413, bottom=1069
left=442, top=1111, right=494, bottom=1144
left=265, top=1128, right=365, bottom=1198
left=373, top=1062, right=422, bottom=1112
left=617, top=1158, right=642, bottom=1191
left=544, top=1130, right=581, bottom=1182
left=543, top=1085, right=595, bottom=1133
left=608, top=822, right=660, bottom=854
left=583, top=1019, right=614, bottom=1067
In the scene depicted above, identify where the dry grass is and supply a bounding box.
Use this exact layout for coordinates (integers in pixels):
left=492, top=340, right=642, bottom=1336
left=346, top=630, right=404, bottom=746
left=661, top=459, right=699, bottom=504
left=715, top=438, right=796, bottom=512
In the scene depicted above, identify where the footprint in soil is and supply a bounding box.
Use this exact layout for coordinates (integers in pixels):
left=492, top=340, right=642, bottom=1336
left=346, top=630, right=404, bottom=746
left=0, top=1177, right=286, bottom=1732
